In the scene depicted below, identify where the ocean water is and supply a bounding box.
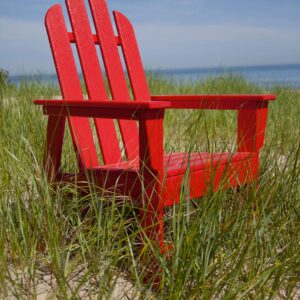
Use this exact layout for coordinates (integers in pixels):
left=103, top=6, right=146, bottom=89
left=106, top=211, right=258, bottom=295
left=10, top=64, right=300, bottom=88
left=152, top=64, right=300, bottom=88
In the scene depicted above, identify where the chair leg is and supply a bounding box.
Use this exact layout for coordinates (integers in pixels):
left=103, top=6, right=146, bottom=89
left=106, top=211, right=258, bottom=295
left=138, top=183, right=165, bottom=287
left=138, top=110, right=167, bottom=253
left=139, top=180, right=165, bottom=252
left=137, top=110, right=173, bottom=286
left=44, top=116, right=66, bottom=181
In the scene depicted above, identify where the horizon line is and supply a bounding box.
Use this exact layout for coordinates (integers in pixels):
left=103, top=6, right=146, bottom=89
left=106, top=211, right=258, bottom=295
left=8, top=62, right=300, bottom=77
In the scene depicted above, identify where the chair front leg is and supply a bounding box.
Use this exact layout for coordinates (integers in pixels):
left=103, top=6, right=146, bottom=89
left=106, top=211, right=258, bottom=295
left=237, top=106, right=268, bottom=185
left=237, top=106, right=268, bottom=153
left=138, top=109, right=165, bottom=252
left=44, top=116, right=66, bottom=182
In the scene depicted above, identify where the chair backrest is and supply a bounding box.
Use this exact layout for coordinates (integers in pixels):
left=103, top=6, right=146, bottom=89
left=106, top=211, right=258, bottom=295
left=46, top=0, right=150, bottom=168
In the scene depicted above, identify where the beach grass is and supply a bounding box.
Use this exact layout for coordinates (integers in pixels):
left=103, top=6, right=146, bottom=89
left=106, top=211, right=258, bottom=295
left=0, top=74, right=299, bottom=299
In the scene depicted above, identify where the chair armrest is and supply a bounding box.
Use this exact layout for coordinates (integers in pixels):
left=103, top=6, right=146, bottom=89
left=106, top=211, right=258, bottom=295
left=34, top=99, right=171, bottom=120
left=151, top=94, right=276, bottom=110
left=152, top=94, right=276, bottom=152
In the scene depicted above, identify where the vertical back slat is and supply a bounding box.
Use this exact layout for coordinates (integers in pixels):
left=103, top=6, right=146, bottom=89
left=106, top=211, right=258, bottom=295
left=66, top=0, right=122, bottom=164
left=46, top=4, right=99, bottom=168
left=114, top=11, right=151, bottom=101
left=88, top=0, right=139, bottom=161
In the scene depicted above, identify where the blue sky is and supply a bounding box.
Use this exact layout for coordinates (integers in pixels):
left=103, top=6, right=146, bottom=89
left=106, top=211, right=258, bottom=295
left=0, top=0, right=300, bottom=75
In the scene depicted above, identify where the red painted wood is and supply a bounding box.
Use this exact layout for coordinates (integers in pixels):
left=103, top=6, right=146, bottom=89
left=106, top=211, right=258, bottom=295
left=163, top=154, right=258, bottom=206
left=90, top=152, right=254, bottom=173
left=152, top=95, right=276, bottom=101
left=35, top=99, right=169, bottom=120
left=40, top=106, right=161, bottom=120
left=45, top=4, right=99, bottom=169
left=66, top=0, right=122, bottom=164
left=88, top=0, right=139, bottom=160
left=138, top=110, right=165, bottom=247
left=68, top=32, right=121, bottom=45
left=44, top=115, right=66, bottom=180
left=34, top=99, right=170, bottom=109
left=39, top=106, right=167, bottom=121
left=237, top=107, right=269, bottom=152
left=152, top=95, right=275, bottom=110
left=163, top=152, right=253, bottom=176
left=114, top=12, right=151, bottom=101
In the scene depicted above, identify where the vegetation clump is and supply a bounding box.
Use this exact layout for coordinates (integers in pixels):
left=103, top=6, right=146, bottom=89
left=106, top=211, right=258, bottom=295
left=0, top=75, right=299, bottom=299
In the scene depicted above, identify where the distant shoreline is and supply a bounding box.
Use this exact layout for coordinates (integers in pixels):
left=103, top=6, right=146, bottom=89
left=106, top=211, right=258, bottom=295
left=8, top=63, right=300, bottom=88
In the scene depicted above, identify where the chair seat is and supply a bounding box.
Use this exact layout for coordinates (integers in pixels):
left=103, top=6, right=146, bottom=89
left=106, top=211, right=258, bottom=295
left=162, top=152, right=257, bottom=205
left=98, top=152, right=253, bottom=174
left=96, top=152, right=257, bottom=206
left=163, top=152, right=254, bottom=176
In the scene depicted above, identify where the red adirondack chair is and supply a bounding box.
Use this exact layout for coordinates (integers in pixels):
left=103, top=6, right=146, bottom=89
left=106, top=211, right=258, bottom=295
left=34, top=0, right=275, bottom=252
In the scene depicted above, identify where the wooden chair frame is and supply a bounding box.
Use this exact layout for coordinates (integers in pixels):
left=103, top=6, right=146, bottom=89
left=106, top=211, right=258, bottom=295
left=34, top=0, right=276, bottom=252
